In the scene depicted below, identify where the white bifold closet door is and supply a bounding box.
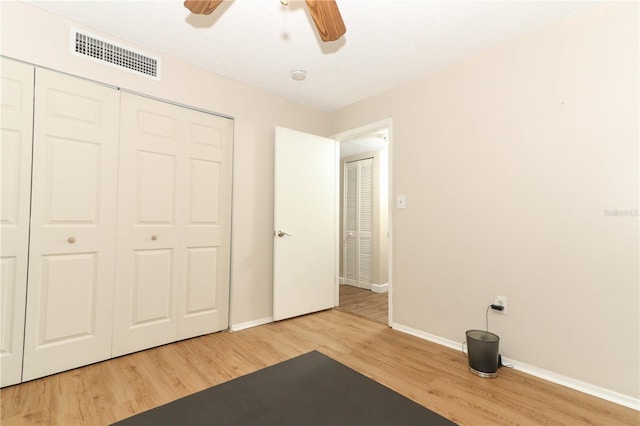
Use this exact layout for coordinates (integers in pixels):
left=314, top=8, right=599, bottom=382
left=112, top=92, right=233, bottom=356
left=1, top=59, right=34, bottom=387
left=343, top=158, right=373, bottom=289
left=22, top=69, right=120, bottom=381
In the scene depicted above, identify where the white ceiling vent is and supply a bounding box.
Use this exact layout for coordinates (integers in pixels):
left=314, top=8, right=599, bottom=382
left=70, top=27, right=160, bottom=80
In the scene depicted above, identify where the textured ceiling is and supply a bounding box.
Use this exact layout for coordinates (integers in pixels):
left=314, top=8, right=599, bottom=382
left=341, top=129, right=388, bottom=158
left=22, top=0, right=601, bottom=111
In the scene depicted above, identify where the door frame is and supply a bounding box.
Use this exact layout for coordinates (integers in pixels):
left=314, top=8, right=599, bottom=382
left=332, top=118, right=393, bottom=326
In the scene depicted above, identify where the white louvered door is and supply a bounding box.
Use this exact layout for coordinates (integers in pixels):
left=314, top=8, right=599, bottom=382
left=22, top=68, right=120, bottom=381
left=343, top=158, right=373, bottom=289
left=112, top=93, right=232, bottom=356
left=0, top=59, right=34, bottom=387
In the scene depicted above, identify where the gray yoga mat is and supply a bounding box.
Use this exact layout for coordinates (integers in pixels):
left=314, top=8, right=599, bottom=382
left=113, top=350, right=457, bottom=426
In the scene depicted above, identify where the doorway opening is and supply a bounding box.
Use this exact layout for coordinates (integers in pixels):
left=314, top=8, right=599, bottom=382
left=333, top=119, right=391, bottom=325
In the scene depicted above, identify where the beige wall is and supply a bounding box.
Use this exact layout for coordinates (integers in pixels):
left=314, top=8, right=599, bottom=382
left=0, top=2, right=330, bottom=327
left=330, top=3, right=639, bottom=399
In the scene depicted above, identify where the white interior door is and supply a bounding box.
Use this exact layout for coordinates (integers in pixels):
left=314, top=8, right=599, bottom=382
left=1, top=59, right=34, bottom=387
left=273, top=127, right=338, bottom=321
left=113, top=93, right=232, bottom=356
left=22, top=68, right=120, bottom=381
left=343, top=158, right=373, bottom=289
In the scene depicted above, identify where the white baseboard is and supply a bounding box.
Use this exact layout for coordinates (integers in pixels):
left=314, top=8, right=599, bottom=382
left=339, top=277, right=345, bottom=284
left=342, top=281, right=384, bottom=292
left=371, top=283, right=389, bottom=293
left=230, top=316, right=273, bottom=332
left=499, top=355, right=640, bottom=411
left=392, top=323, right=463, bottom=352
left=392, top=322, right=640, bottom=411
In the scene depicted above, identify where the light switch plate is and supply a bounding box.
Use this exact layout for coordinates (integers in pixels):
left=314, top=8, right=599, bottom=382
left=397, top=194, right=406, bottom=209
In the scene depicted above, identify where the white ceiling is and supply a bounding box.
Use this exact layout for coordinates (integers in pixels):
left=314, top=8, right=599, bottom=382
left=22, top=0, right=601, bottom=112
left=341, top=129, right=388, bottom=158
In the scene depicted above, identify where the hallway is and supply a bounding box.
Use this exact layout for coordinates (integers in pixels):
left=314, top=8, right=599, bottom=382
left=336, top=284, right=388, bottom=325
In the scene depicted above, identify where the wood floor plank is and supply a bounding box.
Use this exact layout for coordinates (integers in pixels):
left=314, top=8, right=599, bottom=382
left=336, top=284, right=388, bottom=324
left=1, top=309, right=637, bottom=425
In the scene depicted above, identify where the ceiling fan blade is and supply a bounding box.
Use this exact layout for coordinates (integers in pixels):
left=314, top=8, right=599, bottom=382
left=304, top=0, right=346, bottom=42
left=184, top=0, right=223, bottom=15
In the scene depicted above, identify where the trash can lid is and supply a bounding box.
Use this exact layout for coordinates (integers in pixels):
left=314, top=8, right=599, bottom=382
left=466, top=329, right=499, bottom=342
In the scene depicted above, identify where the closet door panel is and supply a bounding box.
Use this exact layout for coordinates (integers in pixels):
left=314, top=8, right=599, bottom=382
left=178, top=110, right=232, bottom=339
left=184, top=247, right=218, bottom=315
left=45, top=137, right=102, bottom=221
left=112, top=93, right=183, bottom=356
left=343, top=163, right=358, bottom=284
left=113, top=93, right=232, bottom=355
left=39, top=253, right=98, bottom=340
left=130, top=249, right=174, bottom=324
left=0, top=59, right=34, bottom=387
left=358, top=159, right=374, bottom=286
left=342, top=158, right=373, bottom=290
left=22, top=69, right=119, bottom=381
left=188, top=159, right=220, bottom=223
left=137, top=151, right=177, bottom=223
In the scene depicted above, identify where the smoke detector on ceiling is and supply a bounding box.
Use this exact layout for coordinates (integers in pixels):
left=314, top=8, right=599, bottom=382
left=291, top=69, right=307, bottom=81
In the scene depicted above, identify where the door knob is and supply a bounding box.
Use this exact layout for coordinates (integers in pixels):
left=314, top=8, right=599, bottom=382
left=276, top=230, right=292, bottom=237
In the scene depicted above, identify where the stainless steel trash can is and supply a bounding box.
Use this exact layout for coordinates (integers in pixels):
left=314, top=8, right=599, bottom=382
left=465, top=330, right=500, bottom=378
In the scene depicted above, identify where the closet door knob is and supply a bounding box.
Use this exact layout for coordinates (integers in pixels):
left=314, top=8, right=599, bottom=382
left=151, top=235, right=158, bottom=241
left=68, top=237, right=76, bottom=243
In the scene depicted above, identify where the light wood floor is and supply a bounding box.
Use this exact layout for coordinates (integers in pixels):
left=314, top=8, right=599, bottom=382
left=1, top=309, right=637, bottom=425
left=336, top=284, right=388, bottom=324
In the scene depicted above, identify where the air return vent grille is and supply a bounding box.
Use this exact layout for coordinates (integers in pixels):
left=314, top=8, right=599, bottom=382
left=70, top=28, right=160, bottom=80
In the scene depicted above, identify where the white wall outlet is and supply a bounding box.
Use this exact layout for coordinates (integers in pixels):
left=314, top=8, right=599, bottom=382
left=397, top=194, right=406, bottom=209
left=494, top=296, right=508, bottom=314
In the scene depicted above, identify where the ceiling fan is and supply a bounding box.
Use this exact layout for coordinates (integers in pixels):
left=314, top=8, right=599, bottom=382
left=183, top=0, right=346, bottom=42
